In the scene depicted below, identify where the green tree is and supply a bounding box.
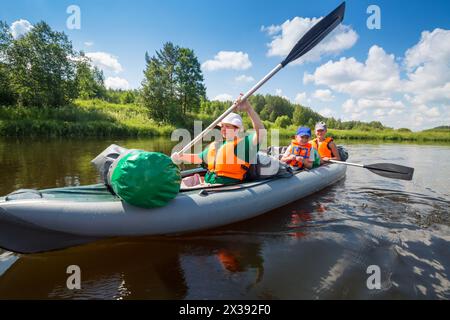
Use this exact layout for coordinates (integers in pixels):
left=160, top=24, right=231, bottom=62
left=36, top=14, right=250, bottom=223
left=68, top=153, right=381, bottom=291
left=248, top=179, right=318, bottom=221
left=141, top=42, right=206, bottom=124
left=0, top=21, right=15, bottom=105
left=275, top=115, right=291, bottom=128
left=293, top=106, right=306, bottom=125
left=141, top=54, right=172, bottom=122
left=176, top=47, right=206, bottom=115
left=259, top=95, right=293, bottom=121
left=200, top=100, right=228, bottom=118
left=249, top=95, right=266, bottom=114
left=6, top=21, right=78, bottom=107
left=120, top=90, right=136, bottom=104
left=75, top=53, right=106, bottom=99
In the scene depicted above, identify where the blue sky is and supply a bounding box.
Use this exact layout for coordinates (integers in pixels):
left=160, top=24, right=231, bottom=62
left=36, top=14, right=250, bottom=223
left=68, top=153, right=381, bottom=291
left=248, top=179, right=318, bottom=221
left=1, top=0, right=449, bottom=130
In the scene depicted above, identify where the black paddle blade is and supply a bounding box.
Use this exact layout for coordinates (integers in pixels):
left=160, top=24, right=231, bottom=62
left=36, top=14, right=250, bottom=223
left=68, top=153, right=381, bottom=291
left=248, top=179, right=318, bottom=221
left=364, top=163, right=415, bottom=181
left=281, top=2, right=346, bottom=67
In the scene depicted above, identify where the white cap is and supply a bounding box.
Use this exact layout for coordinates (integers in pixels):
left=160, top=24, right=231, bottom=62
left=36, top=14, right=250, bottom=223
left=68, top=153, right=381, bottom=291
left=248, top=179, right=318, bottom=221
left=219, top=112, right=243, bottom=130
left=315, top=121, right=327, bottom=131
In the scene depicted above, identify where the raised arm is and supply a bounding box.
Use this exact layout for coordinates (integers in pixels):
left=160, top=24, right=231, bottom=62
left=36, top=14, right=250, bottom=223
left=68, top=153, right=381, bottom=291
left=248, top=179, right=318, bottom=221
left=235, top=95, right=266, bottom=145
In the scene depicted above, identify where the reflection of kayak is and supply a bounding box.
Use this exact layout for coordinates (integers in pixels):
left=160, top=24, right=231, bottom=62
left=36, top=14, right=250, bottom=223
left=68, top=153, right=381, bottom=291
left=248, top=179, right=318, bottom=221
left=0, top=164, right=346, bottom=254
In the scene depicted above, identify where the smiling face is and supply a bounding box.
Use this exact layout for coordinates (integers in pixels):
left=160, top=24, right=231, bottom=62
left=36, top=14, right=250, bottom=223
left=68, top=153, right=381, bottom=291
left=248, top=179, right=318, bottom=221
left=220, top=123, right=240, bottom=140
left=315, top=129, right=326, bottom=140
left=295, top=134, right=310, bottom=145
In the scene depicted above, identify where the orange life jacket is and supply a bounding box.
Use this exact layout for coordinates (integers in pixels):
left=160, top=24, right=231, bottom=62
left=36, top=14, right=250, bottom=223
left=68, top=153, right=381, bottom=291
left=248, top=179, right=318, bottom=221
left=310, top=137, right=333, bottom=158
left=289, top=140, right=312, bottom=168
left=206, top=139, right=250, bottom=181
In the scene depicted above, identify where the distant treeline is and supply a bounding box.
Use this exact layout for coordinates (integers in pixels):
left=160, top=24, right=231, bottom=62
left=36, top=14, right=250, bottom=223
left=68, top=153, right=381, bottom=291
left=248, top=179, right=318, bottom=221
left=198, top=95, right=389, bottom=131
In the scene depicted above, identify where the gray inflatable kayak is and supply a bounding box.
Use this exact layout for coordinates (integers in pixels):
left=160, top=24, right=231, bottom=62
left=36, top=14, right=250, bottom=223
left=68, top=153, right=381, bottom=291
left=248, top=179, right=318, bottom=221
left=0, top=164, right=346, bottom=253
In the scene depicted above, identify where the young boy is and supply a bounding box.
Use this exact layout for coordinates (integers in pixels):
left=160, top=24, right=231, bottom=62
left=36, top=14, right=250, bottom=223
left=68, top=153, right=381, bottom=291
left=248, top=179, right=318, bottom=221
left=310, top=121, right=341, bottom=164
left=281, top=127, right=315, bottom=170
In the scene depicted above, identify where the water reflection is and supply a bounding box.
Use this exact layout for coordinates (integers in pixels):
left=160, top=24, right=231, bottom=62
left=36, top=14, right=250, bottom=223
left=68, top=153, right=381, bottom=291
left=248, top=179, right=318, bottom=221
left=0, top=236, right=267, bottom=300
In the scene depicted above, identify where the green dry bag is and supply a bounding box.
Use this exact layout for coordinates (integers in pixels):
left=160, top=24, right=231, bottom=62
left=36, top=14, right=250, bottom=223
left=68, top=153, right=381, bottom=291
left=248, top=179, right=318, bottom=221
left=110, top=150, right=181, bottom=208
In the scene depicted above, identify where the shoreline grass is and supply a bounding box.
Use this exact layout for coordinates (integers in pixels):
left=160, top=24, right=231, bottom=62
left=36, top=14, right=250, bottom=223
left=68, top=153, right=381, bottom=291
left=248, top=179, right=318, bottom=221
left=0, top=100, right=175, bottom=137
left=1, top=100, right=449, bottom=142
left=275, top=126, right=450, bottom=143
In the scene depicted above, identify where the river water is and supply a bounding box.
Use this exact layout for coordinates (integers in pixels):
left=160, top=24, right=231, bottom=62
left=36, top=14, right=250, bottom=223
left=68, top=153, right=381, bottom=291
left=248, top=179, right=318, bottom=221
left=0, top=138, right=449, bottom=299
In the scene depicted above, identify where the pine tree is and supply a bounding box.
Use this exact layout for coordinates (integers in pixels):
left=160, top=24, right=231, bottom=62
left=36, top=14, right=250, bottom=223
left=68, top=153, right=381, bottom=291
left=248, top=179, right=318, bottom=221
left=141, top=42, right=206, bottom=124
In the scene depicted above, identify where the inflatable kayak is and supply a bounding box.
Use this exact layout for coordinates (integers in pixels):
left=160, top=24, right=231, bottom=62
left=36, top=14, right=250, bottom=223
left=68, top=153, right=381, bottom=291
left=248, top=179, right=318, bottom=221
left=0, top=164, right=346, bottom=253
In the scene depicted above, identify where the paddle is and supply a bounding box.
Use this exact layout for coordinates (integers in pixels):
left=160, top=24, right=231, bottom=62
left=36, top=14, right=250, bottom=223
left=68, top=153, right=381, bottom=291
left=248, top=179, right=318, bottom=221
left=179, top=2, right=346, bottom=155
left=328, top=159, right=415, bottom=181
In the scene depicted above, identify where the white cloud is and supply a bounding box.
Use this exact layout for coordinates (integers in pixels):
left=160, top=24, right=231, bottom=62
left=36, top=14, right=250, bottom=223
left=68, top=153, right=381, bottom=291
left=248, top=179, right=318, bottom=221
left=415, top=104, right=440, bottom=118
left=212, top=93, right=233, bottom=102
left=274, top=89, right=289, bottom=100
left=373, top=109, right=386, bottom=117
left=405, top=29, right=450, bottom=73
left=402, top=28, right=450, bottom=129
left=342, top=100, right=368, bottom=121
left=404, top=29, right=450, bottom=103
left=235, top=74, right=254, bottom=83
left=295, top=92, right=308, bottom=105
left=202, top=51, right=252, bottom=71
left=342, top=98, right=405, bottom=114
left=408, top=83, right=450, bottom=106
left=85, top=52, right=123, bottom=73
left=262, top=16, right=357, bottom=64
left=10, top=19, right=33, bottom=39
left=341, top=98, right=407, bottom=122
left=260, top=24, right=282, bottom=36
left=105, top=77, right=129, bottom=90
left=305, top=29, right=450, bottom=129
left=84, top=41, right=94, bottom=47
left=313, top=89, right=335, bottom=102
left=319, top=108, right=334, bottom=118
left=304, top=45, right=401, bottom=97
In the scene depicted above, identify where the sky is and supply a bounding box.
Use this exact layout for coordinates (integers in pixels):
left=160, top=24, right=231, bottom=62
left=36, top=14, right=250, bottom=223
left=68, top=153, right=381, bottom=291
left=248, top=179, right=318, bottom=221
left=1, top=0, right=449, bottom=130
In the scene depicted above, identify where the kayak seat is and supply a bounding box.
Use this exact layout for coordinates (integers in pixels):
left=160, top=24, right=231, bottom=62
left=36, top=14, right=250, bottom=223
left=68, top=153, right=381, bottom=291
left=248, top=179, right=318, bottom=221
left=6, top=189, right=43, bottom=201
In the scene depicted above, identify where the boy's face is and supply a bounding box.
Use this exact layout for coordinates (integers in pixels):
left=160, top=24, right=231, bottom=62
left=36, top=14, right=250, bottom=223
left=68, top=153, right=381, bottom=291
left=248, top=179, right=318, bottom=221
left=316, top=129, right=326, bottom=139
left=295, top=135, right=310, bottom=145
left=221, top=123, right=239, bottom=140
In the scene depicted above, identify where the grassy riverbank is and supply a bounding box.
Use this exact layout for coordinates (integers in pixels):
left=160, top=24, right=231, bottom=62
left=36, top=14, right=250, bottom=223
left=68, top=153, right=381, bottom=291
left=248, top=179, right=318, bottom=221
left=1, top=100, right=449, bottom=142
left=0, top=100, right=175, bottom=137
left=275, top=126, right=450, bottom=142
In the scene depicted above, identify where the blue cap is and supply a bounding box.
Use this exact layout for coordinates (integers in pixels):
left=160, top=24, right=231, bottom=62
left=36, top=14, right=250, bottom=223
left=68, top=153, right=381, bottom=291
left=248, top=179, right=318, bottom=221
left=296, top=127, right=311, bottom=137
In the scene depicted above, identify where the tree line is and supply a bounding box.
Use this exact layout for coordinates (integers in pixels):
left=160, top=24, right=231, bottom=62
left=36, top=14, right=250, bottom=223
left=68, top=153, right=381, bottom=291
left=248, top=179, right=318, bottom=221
left=0, top=21, right=139, bottom=106
left=199, top=95, right=388, bottom=131
left=0, top=20, right=390, bottom=131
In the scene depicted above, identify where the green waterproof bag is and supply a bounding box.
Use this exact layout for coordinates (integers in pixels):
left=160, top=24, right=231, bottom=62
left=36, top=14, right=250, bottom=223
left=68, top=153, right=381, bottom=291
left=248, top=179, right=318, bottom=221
left=110, top=150, right=181, bottom=208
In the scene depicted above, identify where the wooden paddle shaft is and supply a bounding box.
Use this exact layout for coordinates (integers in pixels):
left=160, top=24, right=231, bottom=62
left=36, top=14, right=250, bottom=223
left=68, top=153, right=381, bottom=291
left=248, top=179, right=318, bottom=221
left=179, top=63, right=283, bottom=155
